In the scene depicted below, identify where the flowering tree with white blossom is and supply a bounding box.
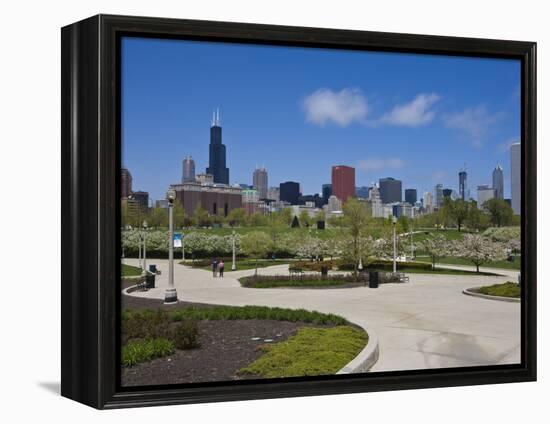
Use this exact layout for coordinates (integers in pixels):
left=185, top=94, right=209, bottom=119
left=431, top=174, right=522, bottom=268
left=453, top=234, right=507, bottom=273
left=421, top=234, right=452, bottom=270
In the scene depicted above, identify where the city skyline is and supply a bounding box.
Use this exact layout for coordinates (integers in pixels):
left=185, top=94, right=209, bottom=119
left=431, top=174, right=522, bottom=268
left=122, top=37, right=520, bottom=203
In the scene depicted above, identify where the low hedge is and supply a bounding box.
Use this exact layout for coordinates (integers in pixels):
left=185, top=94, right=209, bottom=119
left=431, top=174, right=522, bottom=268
left=123, top=305, right=349, bottom=327
left=476, top=282, right=521, bottom=298
left=240, top=273, right=367, bottom=289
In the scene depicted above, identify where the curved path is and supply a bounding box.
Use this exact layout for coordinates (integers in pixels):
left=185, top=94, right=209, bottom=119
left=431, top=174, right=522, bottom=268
left=124, top=259, right=520, bottom=372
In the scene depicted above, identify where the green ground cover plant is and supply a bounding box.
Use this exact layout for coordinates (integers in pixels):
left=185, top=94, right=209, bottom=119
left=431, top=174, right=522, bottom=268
left=476, top=282, right=520, bottom=298
left=122, top=338, right=175, bottom=367
left=239, top=326, right=367, bottom=378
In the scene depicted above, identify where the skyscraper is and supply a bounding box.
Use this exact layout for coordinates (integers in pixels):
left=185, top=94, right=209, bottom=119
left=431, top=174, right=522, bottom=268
left=206, top=109, right=229, bottom=184
left=322, top=184, right=332, bottom=204
left=253, top=167, right=268, bottom=199
left=182, top=155, right=195, bottom=182
left=332, top=165, right=355, bottom=203
left=121, top=168, right=132, bottom=198
left=511, top=143, right=521, bottom=214
left=405, top=188, right=417, bottom=205
left=434, top=184, right=443, bottom=208
left=355, top=186, right=370, bottom=199
left=477, top=185, right=495, bottom=208
left=459, top=169, right=467, bottom=200
left=423, top=191, right=434, bottom=212
left=492, top=164, right=504, bottom=200
left=379, top=177, right=402, bottom=203
left=280, top=181, right=300, bottom=205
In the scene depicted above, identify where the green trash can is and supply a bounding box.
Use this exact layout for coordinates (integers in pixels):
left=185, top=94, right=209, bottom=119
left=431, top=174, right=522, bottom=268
left=145, top=272, right=156, bottom=289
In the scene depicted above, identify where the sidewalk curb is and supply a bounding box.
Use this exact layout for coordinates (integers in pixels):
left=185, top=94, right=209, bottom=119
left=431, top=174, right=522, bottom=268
left=463, top=287, right=520, bottom=303
left=337, top=326, right=379, bottom=374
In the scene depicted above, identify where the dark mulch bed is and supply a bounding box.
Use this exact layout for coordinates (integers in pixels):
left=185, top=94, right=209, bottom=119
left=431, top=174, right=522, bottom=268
left=120, top=293, right=329, bottom=387
left=121, top=318, right=314, bottom=387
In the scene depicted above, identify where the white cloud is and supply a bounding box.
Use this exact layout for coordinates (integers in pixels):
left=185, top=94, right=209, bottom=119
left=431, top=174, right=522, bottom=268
left=357, top=158, right=405, bottom=172
left=497, top=137, right=520, bottom=153
left=443, top=105, right=502, bottom=147
left=379, top=93, right=440, bottom=127
left=303, top=88, right=368, bottom=126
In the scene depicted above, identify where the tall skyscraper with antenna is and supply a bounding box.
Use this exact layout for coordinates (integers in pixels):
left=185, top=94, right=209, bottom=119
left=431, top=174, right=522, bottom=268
left=459, top=167, right=468, bottom=200
left=206, top=109, right=229, bottom=184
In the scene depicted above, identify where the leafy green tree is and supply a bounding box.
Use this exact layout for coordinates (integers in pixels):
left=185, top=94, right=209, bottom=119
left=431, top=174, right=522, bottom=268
left=227, top=208, right=246, bottom=227
left=343, top=198, right=369, bottom=279
left=240, top=231, right=272, bottom=275
left=247, top=212, right=268, bottom=227
left=193, top=204, right=210, bottom=227
left=397, top=215, right=409, bottom=233
left=299, top=210, right=311, bottom=227
left=483, top=198, right=514, bottom=227
left=173, top=203, right=185, bottom=229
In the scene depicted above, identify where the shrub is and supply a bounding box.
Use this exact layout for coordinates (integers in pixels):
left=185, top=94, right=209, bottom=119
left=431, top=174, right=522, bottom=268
left=121, top=309, right=171, bottom=344
left=172, top=320, right=201, bottom=349
left=240, top=273, right=367, bottom=288
left=122, top=338, right=175, bottom=367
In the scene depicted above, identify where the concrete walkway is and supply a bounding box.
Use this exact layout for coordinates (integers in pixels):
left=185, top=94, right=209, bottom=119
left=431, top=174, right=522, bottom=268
left=124, top=259, right=520, bottom=373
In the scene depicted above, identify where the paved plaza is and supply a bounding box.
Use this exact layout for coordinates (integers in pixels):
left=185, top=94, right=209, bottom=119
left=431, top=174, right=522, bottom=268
left=124, top=259, right=521, bottom=372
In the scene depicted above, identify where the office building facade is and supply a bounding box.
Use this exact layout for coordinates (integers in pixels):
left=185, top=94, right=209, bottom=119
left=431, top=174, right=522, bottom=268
left=477, top=185, right=495, bottom=208
left=171, top=182, right=242, bottom=217
left=332, top=165, right=355, bottom=203
left=379, top=177, right=402, bottom=204
left=252, top=167, right=268, bottom=199
left=121, top=168, right=132, bottom=198
left=405, top=188, right=417, bottom=205
left=322, top=184, right=332, bottom=204
left=434, top=184, right=443, bottom=208
left=459, top=170, right=467, bottom=200
left=279, top=181, right=300, bottom=205
left=182, top=155, right=196, bottom=182
left=510, top=143, right=521, bottom=214
left=492, top=164, right=504, bottom=200
left=267, top=186, right=280, bottom=201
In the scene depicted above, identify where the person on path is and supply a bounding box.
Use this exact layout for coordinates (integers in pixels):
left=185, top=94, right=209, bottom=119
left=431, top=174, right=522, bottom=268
left=218, top=260, right=225, bottom=277
left=212, top=259, right=218, bottom=277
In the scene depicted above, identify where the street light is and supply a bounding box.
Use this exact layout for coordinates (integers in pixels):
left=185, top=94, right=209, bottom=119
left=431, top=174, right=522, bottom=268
left=392, top=215, right=397, bottom=274
left=164, top=189, right=178, bottom=304
left=358, top=229, right=363, bottom=271
left=232, top=230, right=236, bottom=271
left=141, top=220, right=148, bottom=275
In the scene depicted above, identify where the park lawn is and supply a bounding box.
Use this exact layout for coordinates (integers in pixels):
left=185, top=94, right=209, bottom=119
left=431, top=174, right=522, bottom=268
left=396, top=266, right=501, bottom=276
left=411, top=228, right=468, bottom=244
left=122, top=263, right=142, bottom=277
left=476, top=282, right=520, bottom=298
left=182, top=259, right=291, bottom=271
left=239, top=326, right=367, bottom=378
left=418, top=255, right=521, bottom=270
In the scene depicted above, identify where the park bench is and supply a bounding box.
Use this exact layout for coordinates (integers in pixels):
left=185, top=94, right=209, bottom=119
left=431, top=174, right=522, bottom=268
left=136, top=279, right=148, bottom=291
left=392, top=272, right=410, bottom=283
left=289, top=267, right=305, bottom=277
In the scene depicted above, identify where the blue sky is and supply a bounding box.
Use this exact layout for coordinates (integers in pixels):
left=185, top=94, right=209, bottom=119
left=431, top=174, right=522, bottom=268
left=122, top=37, right=520, bottom=203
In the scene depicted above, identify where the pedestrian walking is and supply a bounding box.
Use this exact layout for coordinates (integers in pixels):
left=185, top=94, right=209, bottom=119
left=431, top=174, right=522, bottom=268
left=212, top=258, right=218, bottom=277
left=218, top=260, right=225, bottom=277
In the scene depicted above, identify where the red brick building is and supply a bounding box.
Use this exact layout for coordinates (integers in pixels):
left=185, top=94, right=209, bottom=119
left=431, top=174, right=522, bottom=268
left=331, top=165, right=355, bottom=203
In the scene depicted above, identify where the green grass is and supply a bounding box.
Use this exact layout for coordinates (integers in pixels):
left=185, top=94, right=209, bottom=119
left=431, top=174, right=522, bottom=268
left=476, top=282, right=521, bottom=298
left=122, top=338, right=175, bottom=367
left=123, top=305, right=349, bottom=326
left=417, top=256, right=521, bottom=270
left=411, top=229, right=468, bottom=244
left=239, top=326, right=367, bottom=378
left=122, top=263, right=142, bottom=277
left=398, top=266, right=500, bottom=276
left=182, top=258, right=289, bottom=271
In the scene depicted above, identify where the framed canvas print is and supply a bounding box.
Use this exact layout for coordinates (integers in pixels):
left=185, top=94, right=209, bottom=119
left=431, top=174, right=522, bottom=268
left=61, top=14, right=536, bottom=409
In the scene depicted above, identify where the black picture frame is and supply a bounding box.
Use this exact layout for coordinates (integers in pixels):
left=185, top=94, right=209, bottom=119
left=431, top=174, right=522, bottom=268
left=61, top=14, right=537, bottom=409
